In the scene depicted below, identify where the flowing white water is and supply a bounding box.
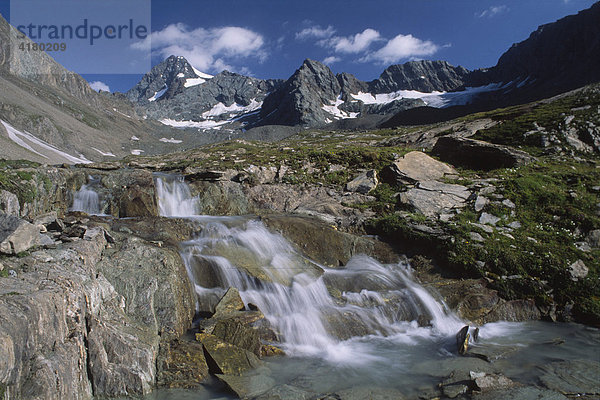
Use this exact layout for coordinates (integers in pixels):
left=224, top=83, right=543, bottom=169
left=71, top=176, right=102, bottom=215
left=155, top=175, right=466, bottom=364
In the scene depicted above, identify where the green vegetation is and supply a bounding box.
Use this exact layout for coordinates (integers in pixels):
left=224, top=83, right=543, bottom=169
left=471, top=86, right=600, bottom=154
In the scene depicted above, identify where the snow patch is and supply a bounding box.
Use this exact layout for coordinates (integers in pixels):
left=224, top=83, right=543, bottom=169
left=92, top=147, right=116, bottom=157
left=131, top=149, right=144, bottom=155
left=1, top=120, right=92, bottom=164
left=322, top=95, right=359, bottom=119
left=184, top=77, right=206, bottom=88
left=177, top=73, right=185, bottom=78
left=160, top=118, right=229, bottom=129
left=351, top=83, right=504, bottom=108
left=201, top=99, right=263, bottom=118
left=159, top=137, right=183, bottom=144
left=192, top=67, right=214, bottom=79
left=131, top=136, right=140, bottom=141
left=148, top=85, right=168, bottom=102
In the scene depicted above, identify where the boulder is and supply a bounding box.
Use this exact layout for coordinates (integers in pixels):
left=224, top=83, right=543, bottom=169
left=196, top=333, right=262, bottom=376
left=345, top=170, right=378, bottom=194
left=0, top=214, right=40, bottom=254
left=586, top=229, right=600, bottom=248
left=156, top=338, right=210, bottom=388
left=456, top=326, right=470, bottom=355
left=479, top=212, right=500, bottom=226
left=0, top=190, right=19, bottom=216
left=216, top=372, right=276, bottom=399
left=567, top=259, right=589, bottom=281
left=399, top=181, right=470, bottom=217
left=432, top=136, right=536, bottom=170
left=215, top=287, right=246, bottom=315
left=483, top=299, right=541, bottom=323
left=380, top=151, right=456, bottom=185
left=212, top=318, right=262, bottom=356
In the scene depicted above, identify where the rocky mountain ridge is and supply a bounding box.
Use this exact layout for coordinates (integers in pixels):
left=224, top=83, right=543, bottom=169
left=126, top=3, right=600, bottom=131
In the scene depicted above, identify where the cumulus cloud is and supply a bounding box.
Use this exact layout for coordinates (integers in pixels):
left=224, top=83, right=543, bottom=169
left=295, top=25, right=336, bottom=40
left=476, top=5, right=509, bottom=18
left=132, top=23, right=267, bottom=73
left=322, top=56, right=341, bottom=65
left=89, top=81, right=110, bottom=92
left=360, top=34, right=439, bottom=64
left=324, top=28, right=381, bottom=54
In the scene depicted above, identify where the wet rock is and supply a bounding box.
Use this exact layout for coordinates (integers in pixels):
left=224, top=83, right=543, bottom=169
left=261, top=214, right=398, bottom=267
left=217, top=371, right=276, bottom=399
left=212, top=318, right=262, bottom=356
left=254, top=384, right=312, bottom=400
left=260, top=344, right=286, bottom=357
left=380, top=151, right=456, bottom=185
left=456, top=326, right=470, bottom=355
left=0, top=214, right=40, bottom=254
left=567, top=259, right=589, bottom=281
left=333, top=386, right=406, bottom=400
left=432, top=136, right=536, bottom=170
left=443, top=383, right=469, bottom=398
left=156, top=338, right=210, bottom=388
left=196, top=333, right=263, bottom=376
left=471, top=372, right=515, bottom=391
left=472, top=386, right=568, bottom=400
left=97, top=234, right=195, bottom=340
left=215, top=287, right=246, bottom=315
left=539, top=359, right=600, bottom=395
left=199, top=310, right=265, bottom=336
left=0, top=190, right=19, bottom=216
left=483, top=299, right=541, bottom=323
left=345, top=170, right=378, bottom=194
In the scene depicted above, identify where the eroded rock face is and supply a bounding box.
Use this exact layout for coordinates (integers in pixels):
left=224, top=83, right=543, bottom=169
left=0, top=215, right=198, bottom=398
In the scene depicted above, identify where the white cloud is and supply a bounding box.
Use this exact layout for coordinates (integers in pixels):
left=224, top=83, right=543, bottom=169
left=132, top=23, right=267, bottom=73
left=89, top=81, right=110, bottom=92
left=296, top=25, right=336, bottom=40
left=322, top=56, right=341, bottom=65
left=476, top=5, right=509, bottom=18
left=361, top=34, right=439, bottom=64
left=323, top=28, right=381, bottom=54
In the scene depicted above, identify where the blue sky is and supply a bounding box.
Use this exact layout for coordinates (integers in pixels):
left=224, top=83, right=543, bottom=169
left=1, top=0, right=597, bottom=93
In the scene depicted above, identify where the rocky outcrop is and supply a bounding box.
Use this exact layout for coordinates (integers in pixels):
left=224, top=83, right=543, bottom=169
left=0, top=211, right=200, bottom=398
left=370, top=60, right=469, bottom=93
left=468, top=2, right=600, bottom=95
left=432, top=136, right=536, bottom=170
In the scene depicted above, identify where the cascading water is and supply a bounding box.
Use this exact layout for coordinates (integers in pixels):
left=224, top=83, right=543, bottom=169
left=147, top=174, right=600, bottom=400
left=71, top=176, right=102, bottom=215
left=154, top=175, right=464, bottom=363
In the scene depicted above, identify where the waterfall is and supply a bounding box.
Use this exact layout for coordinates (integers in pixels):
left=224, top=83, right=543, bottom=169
left=71, top=176, right=102, bottom=215
left=155, top=175, right=465, bottom=363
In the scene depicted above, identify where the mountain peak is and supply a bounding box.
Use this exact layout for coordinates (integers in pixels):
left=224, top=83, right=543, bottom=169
left=126, top=55, right=211, bottom=103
